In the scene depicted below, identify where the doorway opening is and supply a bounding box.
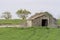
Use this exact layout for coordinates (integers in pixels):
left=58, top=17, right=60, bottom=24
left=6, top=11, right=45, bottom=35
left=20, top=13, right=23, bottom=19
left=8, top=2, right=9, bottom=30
left=42, top=19, right=48, bottom=26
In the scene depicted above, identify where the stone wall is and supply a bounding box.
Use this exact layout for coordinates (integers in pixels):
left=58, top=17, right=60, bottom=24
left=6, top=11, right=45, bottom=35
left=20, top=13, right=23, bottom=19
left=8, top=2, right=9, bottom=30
left=27, top=15, right=57, bottom=28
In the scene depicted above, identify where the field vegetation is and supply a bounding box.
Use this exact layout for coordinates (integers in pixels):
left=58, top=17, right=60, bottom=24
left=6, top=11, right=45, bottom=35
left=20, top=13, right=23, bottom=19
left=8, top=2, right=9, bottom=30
left=0, top=19, right=59, bottom=40
left=57, top=19, right=60, bottom=25
left=0, top=27, right=59, bottom=40
left=0, top=19, right=25, bottom=24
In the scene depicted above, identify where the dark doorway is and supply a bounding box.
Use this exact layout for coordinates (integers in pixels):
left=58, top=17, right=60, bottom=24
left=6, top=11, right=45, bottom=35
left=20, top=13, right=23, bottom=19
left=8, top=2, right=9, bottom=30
left=42, top=19, right=48, bottom=26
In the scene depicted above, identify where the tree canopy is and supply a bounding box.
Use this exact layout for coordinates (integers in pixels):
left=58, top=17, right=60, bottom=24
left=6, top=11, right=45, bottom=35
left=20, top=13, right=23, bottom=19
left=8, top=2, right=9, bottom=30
left=2, top=12, right=12, bottom=19
left=16, top=9, right=31, bottom=20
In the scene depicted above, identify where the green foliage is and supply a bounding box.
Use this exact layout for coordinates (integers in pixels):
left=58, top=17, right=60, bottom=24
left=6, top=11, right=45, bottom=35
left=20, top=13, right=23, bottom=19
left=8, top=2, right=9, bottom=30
left=0, top=27, right=60, bottom=40
left=16, top=9, right=31, bottom=14
left=2, top=12, right=12, bottom=19
left=16, top=9, right=31, bottom=20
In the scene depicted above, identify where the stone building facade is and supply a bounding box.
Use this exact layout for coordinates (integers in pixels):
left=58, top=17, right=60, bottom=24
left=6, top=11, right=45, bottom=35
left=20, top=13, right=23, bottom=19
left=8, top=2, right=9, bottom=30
left=27, top=12, right=57, bottom=28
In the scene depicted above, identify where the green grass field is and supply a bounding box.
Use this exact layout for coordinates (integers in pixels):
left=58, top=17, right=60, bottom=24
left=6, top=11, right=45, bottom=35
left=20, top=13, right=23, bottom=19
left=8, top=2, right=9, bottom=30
left=57, top=19, right=60, bottom=25
left=0, top=19, right=26, bottom=24
left=0, top=27, right=60, bottom=40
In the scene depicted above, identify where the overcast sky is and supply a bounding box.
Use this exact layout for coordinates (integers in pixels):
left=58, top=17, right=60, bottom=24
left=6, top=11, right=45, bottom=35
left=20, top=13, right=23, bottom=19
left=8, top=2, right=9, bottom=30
left=0, top=0, right=60, bottom=19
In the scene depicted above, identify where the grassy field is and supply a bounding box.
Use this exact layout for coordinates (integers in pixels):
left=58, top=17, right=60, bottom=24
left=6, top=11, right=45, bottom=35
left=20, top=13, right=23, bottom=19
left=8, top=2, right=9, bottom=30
left=0, top=27, right=60, bottom=40
left=0, top=19, right=26, bottom=24
left=57, top=19, right=60, bottom=25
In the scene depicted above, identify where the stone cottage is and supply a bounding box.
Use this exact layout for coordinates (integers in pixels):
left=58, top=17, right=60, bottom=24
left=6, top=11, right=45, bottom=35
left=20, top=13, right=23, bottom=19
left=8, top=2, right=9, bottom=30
left=27, top=12, right=57, bottom=28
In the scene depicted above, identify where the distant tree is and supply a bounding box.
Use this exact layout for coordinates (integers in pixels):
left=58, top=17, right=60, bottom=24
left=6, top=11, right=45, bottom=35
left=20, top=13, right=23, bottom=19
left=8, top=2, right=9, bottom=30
left=16, top=9, right=31, bottom=20
left=2, top=12, right=12, bottom=19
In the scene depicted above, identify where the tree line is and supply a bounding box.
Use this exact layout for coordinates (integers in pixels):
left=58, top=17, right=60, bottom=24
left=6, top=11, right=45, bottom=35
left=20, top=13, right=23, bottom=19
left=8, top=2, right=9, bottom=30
left=1, top=9, right=31, bottom=20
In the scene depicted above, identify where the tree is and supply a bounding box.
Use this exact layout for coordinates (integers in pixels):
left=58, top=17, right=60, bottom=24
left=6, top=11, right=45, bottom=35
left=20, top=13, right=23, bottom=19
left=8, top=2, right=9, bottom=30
left=16, top=9, right=31, bottom=20
left=2, top=11, right=12, bottom=19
